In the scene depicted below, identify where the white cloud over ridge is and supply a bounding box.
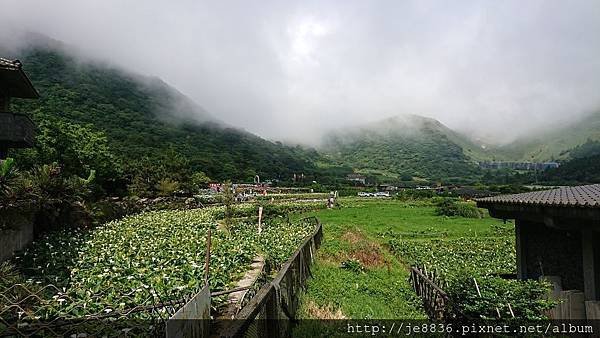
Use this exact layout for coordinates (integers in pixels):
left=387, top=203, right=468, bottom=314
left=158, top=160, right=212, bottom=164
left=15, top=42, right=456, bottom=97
left=1, top=0, right=599, bottom=144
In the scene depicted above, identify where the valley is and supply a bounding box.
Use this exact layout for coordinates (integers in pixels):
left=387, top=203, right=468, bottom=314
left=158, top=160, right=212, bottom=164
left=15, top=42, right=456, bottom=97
left=1, top=10, right=599, bottom=336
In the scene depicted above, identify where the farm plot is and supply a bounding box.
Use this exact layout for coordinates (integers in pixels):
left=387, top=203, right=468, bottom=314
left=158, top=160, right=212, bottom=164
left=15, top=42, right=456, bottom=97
left=387, top=231, right=555, bottom=320
left=295, top=198, right=554, bottom=322
left=5, top=202, right=322, bottom=319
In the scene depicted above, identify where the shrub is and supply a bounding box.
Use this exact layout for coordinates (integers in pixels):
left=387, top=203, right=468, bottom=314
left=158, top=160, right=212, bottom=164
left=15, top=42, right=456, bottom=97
left=435, top=198, right=484, bottom=218
left=395, top=189, right=436, bottom=200
left=0, top=158, right=17, bottom=199
left=447, top=275, right=556, bottom=320
left=190, top=171, right=212, bottom=191
left=155, top=178, right=180, bottom=197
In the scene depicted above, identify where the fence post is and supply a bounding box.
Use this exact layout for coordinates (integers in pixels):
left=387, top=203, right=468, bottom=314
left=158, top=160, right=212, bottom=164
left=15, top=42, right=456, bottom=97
left=265, top=287, right=281, bottom=338
left=204, top=228, right=212, bottom=286
left=258, top=206, right=263, bottom=234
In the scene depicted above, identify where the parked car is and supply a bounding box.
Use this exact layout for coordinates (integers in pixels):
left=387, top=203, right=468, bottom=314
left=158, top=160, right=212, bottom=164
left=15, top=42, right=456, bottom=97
left=374, top=191, right=390, bottom=197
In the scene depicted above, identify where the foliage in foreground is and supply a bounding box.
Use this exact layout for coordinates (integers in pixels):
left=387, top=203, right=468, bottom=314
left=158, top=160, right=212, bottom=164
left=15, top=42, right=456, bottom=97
left=8, top=202, right=321, bottom=318
left=447, top=276, right=555, bottom=320
left=388, top=233, right=555, bottom=320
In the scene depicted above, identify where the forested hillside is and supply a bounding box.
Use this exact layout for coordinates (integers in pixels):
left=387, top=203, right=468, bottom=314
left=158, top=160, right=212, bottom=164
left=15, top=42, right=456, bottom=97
left=5, top=42, right=599, bottom=192
left=541, top=154, right=600, bottom=184
left=322, top=115, right=480, bottom=183
left=496, top=112, right=600, bottom=162
left=5, top=45, right=347, bottom=194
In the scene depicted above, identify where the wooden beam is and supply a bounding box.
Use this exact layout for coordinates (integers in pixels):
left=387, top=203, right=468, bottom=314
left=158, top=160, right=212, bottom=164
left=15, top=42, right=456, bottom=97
left=516, top=219, right=528, bottom=280
left=582, top=230, right=597, bottom=301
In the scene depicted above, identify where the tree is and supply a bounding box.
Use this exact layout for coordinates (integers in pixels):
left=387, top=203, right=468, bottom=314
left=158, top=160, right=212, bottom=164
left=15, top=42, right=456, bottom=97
left=190, top=171, right=212, bottom=191
left=13, top=118, right=121, bottom=192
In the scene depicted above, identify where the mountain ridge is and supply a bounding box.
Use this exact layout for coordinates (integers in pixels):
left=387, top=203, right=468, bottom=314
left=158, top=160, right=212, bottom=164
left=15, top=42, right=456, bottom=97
left=321, top=114, right=481, bottom=182
left=5, top=43, right=339, bottom=183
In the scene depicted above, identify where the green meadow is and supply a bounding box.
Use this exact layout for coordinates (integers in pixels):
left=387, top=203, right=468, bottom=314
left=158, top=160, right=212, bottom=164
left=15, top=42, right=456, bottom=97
left=294, top=197, right=512, bottom=321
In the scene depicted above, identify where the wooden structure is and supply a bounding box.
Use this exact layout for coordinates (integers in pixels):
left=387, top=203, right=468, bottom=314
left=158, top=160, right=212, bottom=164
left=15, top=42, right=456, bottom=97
left=0, top=58, right=39, bottom=158
left=477, top=184, right=600, bottom=319
left=221, top=217, right=322, bottom=337
left=409, top=265, right=449, bottom=320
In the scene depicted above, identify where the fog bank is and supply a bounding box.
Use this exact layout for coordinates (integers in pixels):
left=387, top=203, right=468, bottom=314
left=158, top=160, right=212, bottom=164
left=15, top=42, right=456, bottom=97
left=1, top=0, right=599, bottom=145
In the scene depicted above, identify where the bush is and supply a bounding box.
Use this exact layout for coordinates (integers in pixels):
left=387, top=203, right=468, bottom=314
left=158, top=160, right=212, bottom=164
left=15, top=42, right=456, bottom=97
left=447, top=275, right=556, bottom=320
left=190, top=171, right=212, bottom=191
left=395, top=189, right=436, bottom=200
left=435, top=198, right=484, bottom=218
left=155, top=178, right=180, bottom=197
left=0, top=158, right=17, bottom=199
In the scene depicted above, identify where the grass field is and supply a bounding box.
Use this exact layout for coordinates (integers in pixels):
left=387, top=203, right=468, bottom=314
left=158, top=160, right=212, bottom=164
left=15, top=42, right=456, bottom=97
left=294, top=197, right=511, bottom=321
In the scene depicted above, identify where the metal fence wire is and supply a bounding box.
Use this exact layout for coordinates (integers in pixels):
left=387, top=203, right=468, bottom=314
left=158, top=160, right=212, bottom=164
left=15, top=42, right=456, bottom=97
left=221, top=216, right=323, bottom=338
left=0, top=281, right=200, bottom=337
left=1, top=217, right=323, bottom=337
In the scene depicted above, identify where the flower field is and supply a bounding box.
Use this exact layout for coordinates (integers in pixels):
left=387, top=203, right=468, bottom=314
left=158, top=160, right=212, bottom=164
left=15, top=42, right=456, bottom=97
left=8, top=202, right=322, bottom=317
left=254, top=193, right=329, bottom=201
left=387, top=233, right=555, bottom=319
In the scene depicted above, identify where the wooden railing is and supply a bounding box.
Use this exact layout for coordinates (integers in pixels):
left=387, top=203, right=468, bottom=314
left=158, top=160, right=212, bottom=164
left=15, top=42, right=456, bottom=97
left=409, top=265, right=449, bottom=320
left=220, top=217, right=323, bottom=338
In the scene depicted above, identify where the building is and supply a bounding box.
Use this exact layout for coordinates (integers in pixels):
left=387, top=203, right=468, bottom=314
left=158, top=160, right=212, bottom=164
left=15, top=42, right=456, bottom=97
left=0, top=58, right=39, bottom=159
left=346, top=173, right=366, bottom=185
left=478, top=161, right=560, bottom=171
left=477, top=184, right=600, bottom=319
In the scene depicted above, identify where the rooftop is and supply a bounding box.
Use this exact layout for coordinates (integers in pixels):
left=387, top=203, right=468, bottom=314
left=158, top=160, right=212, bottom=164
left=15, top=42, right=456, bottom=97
left=0, top=58, right=39, bottom=99
left=477, top=184, right=600, bottom=208
left=0, top=58, right=22, bottom=70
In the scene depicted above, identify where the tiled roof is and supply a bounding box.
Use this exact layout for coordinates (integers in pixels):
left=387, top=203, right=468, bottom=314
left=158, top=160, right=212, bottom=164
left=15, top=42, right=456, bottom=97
left=0, top=57, right=39, bottom=99
left=476, top=184, right=600, bottom=208
left=0, top=58, right=21, bottom=70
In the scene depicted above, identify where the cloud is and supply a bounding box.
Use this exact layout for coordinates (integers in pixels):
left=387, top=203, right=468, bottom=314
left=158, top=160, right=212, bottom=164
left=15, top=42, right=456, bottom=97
left=1, top=0, right=600, bottom=144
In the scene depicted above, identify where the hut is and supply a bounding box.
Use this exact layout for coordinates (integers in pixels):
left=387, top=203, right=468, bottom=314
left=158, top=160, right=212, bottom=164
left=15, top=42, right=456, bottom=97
left=477, top=184, right=600, bottom=319
left=0, top=58, right=39, bottom=159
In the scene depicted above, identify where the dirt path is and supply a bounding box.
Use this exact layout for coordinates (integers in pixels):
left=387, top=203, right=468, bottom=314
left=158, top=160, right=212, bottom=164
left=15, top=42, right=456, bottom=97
left=217, top=255, right=265, bottom=319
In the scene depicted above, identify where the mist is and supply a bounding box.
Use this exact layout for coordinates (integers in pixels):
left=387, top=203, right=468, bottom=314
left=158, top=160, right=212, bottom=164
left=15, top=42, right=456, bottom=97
left=1, top=0, right=599, bottom=145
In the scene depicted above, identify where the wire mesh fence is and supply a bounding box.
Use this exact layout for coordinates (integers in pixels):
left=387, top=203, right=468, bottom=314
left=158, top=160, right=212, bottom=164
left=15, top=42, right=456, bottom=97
left=0, top=280, right=203, bottom=336
left=1, top=215, right=323, bottom=337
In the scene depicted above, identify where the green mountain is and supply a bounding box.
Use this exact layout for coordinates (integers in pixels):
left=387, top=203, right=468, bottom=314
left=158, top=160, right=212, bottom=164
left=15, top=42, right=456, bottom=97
left=496, top=112, right=600, bottom=162
left=5, top=43, right=340, bottom=184
left=321, top=115, right=480, bottom=182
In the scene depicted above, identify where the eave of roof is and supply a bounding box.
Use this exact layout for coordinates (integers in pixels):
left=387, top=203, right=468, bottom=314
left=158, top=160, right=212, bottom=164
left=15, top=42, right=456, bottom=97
left=476, top=184, right=600, bottom=209
left=0, top=58, right=39, bottom=99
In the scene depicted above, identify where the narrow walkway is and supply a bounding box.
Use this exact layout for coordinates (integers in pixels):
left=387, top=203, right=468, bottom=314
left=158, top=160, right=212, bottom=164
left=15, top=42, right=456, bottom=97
left=217, top=255, right=265, bottom=319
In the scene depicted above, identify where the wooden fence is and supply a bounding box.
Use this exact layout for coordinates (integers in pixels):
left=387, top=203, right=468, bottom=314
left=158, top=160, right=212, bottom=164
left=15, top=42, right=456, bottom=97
left=166, top=285, right=211, bottom=338
left=409, top=265, right=449, bottom=320
left=220, top=217, right=323, bottom=338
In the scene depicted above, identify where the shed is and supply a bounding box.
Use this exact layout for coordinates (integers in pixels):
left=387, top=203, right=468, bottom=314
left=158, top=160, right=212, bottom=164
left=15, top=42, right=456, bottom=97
left=477, top=184, right=600, bottom=318
left=0, top=58, right=39, bottom=158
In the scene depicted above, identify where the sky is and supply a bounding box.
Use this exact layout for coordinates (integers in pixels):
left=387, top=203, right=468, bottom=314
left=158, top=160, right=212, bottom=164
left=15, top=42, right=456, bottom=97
left=1, top=0, right=600, bottom=145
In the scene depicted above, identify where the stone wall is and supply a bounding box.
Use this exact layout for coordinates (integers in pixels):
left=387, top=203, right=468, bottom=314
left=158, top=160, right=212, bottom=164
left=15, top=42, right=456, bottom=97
left=520, top=219, right=583, bottom=291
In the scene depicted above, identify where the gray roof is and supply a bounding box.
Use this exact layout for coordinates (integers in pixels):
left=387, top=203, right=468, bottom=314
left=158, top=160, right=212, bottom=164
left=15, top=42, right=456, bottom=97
left=0, top=58, right=39, bottom=99
left=476, top=184, right=600, bottom=208
left=0, top=58, right=21, bottom=70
